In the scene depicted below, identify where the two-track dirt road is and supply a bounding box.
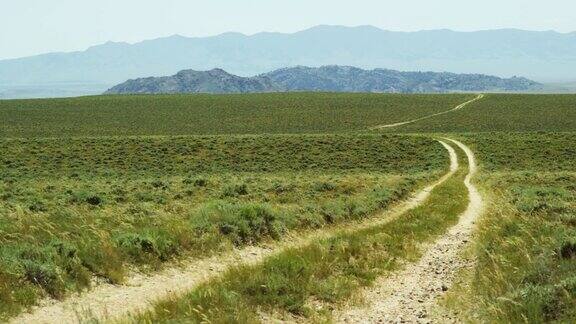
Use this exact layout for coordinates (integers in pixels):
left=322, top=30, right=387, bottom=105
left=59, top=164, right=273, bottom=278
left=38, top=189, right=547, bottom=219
left=336, top=138, right=483, bottom=323
left=11, top=142, right=463, bottom=324
left=370, top=94, right=484, bottom=130
left=11, top=95, right=484, bottom=323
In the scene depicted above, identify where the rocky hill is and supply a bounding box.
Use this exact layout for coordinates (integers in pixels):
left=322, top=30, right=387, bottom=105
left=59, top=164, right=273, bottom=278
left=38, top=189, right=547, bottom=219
left=106, top=69, right=277, bottom=94
left=105, top=66, right=541, bottom=94
left=264, top=66, right=540, bottom=93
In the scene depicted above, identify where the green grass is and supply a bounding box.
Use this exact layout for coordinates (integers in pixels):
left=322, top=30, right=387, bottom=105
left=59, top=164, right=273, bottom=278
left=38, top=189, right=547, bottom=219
left=444, top=133, right=576, bottom=322
left=3, top=90, right=574, bottom=322
left=459, top=132, right=576, bottom=172
left=2, top=93, right=574, bottom=138
left=0, top=93, right=473, bottom=137
left=447, top=172, right=576, bottom=323
left=0, top=134, right=445, bottom=178
left=131, top=149, right=469, bottom=323
left=0, top=134, right=447, bottom=320
left=380, top=94, right=576, bottom=133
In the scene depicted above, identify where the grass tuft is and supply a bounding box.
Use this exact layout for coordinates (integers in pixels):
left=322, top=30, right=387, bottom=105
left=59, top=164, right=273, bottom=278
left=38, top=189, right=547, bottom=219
left=130, top=154, right=469, bottom=322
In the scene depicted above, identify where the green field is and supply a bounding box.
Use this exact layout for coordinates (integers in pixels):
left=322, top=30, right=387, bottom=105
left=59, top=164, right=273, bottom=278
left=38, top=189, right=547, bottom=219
left=0, top=134, right=444, bottom=178
left=460, top=132, right=576, bottom=171
left=445, top=132, right=576, bottom=322
left=2, top=93, right=575, bottom=138
left=0, top=93, right=472, bottom=137
left=381, top=94, right=576, bottom=133
left=136, top=153, right=470, bottom=323
left=127, top=132, right=576, bottom=323
left=0, top=134, right=446, bottom=319
left=1, top=92, right=575, bottom=322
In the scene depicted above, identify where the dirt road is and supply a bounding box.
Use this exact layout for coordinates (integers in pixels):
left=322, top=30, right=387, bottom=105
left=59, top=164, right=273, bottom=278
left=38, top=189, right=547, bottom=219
left=335, top=138, right=483, bottom=323
left=11, top=142, right=459, bottom=324
left=370, top=94, right=484, bottom=130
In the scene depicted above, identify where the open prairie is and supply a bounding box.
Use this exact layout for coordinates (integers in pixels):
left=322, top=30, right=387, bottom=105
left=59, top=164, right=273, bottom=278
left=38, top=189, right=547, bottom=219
left=1, top=93, right=574, bottom=323
left=0, top=93, right=473, bottom=137
left=378, top=94, right=576, bottom=133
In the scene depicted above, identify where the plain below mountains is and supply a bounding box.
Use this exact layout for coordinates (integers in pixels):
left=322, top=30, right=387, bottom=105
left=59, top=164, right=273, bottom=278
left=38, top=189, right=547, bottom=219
left=105, top=66, right=541, bottom=94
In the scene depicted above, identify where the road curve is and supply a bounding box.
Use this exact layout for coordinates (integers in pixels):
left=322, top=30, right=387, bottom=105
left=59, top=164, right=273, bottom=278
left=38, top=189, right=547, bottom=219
left=370, top=94, right=484, bottom=130
left=9, top=141, right=460, bottom=324
left=336, top=138, right=484, bottom=323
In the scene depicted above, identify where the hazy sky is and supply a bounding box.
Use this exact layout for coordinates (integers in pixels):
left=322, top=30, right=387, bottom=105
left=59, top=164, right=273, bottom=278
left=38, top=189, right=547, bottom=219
left=1, top=0, right=575, bottom=60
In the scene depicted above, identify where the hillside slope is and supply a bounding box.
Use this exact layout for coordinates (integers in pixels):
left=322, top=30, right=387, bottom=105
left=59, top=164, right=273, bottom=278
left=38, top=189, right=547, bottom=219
left=264, top=66, right=539, bottom=93
left=106, top=66, right=540, bottom=94
left=106, top=69, right=277, bottom=94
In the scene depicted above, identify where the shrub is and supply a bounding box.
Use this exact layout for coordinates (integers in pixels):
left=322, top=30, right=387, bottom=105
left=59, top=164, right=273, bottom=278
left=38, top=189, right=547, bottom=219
left=221, top=183, right=249, bottom=198
left=85, top=195, right=103, bottom=206
left=194, top=178, right=208, bottom=187
left=559, top=240, right=576, bottom=259
left=313, top=182, right=336, bottom=192
left=320, top=201, right=345, bottom=224
left=202, top=203, right=285, bottom=245
left=28, top=200, right=48, bottom=212
left=22, top=261, right=65, bottom=299
left=270, top=182, right=294, bottom=194
left=115, top=231, right=179, bottom=264
left=151, top=180, right=168, bottom=189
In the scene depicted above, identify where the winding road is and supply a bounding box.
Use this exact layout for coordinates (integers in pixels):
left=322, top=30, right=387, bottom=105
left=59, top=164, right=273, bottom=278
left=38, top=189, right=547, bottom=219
left=370, top=94, right=484, bottom=130
left=10, top=141, right=464, bottom=324
left=11, top=93, right=485, bottom=323
left=336, top=138, right=483, bottom=323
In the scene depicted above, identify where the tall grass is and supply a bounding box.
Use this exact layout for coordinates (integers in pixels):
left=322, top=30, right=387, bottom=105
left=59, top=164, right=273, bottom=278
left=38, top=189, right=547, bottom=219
left=445, top=172, right=576, bottom=322
left=130, top=152, right=469, bottom=323
left=444, top=133, right=575, bottom=322
left=0, top=135, right=446, bottom=320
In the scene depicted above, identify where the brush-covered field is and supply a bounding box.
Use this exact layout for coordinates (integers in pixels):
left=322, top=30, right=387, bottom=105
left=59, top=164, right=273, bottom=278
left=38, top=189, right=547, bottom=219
left=0, top=134, right=446, bottom=319
left=0, top=93, right=473, bottom=137
left=379, top=94, right=576, bottom=324
left=136, top=153, right=470, bottom=323
left=1, top=92, right=575, bottom=323
left=444, top=132, right=576, bottom=322
left=380, top=94, right=576, bottom=133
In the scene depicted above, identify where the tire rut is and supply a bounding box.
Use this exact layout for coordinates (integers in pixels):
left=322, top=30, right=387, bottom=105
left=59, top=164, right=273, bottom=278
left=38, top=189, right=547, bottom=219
left=10, top=142, right=459, bottom=324
left=369, top=94, right=484, bottom=130
left=335, top=138, right=483, bottom=323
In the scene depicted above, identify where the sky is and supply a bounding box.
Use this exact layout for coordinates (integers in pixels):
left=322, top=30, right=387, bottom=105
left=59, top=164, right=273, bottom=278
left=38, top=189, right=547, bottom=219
left=1, top=0, right=575, bottom=60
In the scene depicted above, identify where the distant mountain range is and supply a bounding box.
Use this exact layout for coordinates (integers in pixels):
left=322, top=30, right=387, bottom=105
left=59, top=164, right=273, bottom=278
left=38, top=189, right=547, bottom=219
left=105, top=66, right=541, bottom=94
left=1, top=25, right=575, bottom=98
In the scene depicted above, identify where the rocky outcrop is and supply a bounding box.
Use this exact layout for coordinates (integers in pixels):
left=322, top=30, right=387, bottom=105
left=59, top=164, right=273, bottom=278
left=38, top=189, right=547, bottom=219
left=106, top=66, right=541, bottom=94
left=106, top=69, right=278, bottom=94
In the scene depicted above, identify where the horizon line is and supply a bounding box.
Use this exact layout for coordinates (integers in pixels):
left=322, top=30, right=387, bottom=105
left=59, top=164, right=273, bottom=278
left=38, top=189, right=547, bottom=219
left=1, top=24, right=575, bottom=62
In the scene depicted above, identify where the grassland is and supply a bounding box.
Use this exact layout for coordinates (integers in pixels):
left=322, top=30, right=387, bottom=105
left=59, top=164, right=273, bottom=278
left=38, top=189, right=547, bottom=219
left=380, top=99, right=576, bottom=322
left=460, top=132, right=576, bottom=172
left=0, top=134, right=444, bottom=178
left=380, top=94, right=576, bottom=133
left=0, top=134, right=447, bottom=320
left=0, top=93, right=472, bottom=137
left=132, top=147, right=469, bottom=323
left=444, top=132, right=576, bottom=322
left=3, top=93, right=574, bottom=138
left=1, top=92, right=575, bottom=322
